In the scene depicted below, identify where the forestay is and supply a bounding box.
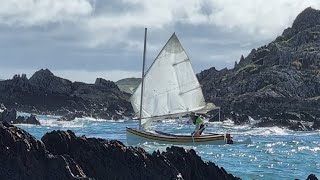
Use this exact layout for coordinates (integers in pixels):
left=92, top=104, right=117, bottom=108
left=130, top=33, right=216, bottom=129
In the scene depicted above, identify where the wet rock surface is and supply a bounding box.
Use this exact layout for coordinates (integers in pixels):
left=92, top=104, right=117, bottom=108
left=0, top=122, right=239, bottom=180
left=0, top=122, right=90, bottom=180
left=42, top=130, right=240, bottom=180
left=0, top=122, right=318, bottom=180
left=0, top=107, right=40, bottom=125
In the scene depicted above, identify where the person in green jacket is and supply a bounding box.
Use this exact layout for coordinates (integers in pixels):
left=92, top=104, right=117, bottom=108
left=190, top=112, right=205, bottom=136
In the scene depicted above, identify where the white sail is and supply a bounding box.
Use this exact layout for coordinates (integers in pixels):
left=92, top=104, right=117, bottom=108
left=131, top=33, right=216, bottom=129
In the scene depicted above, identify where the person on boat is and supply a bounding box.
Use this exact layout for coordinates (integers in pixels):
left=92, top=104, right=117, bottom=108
left=190, top=112, right=205, bottom=137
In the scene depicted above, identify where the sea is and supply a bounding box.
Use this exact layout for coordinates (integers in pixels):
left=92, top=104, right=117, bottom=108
left=16, top=113, right=319, bottom=180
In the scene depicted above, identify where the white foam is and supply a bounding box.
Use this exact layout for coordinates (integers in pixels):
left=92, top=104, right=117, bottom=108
left=248, top=126, right=291, bottom=136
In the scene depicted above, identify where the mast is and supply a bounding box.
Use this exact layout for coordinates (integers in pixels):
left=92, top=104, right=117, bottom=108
left=139, top=28, right=147, bottom=130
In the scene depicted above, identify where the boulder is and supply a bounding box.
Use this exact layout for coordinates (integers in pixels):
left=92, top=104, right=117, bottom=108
left=312, top=118, right=320, bottom=130
left=306, top=174, right=318, bottom=180
left=42, top=130, right=240, bottom=180
left=0, top=122, right=90, bottom=180
left=0, top=107, right=40, bottom=125
left=1, top=108, right=17, bottom=123
left=26, top=114, right=41, bottom=125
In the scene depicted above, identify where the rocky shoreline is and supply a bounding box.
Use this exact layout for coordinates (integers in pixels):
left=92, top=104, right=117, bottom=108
left=0, top=122, right=318, bottom=180
left=198, top=7, right=320, bottom=131
left=0, top=69, right=133, bottom=122
left=0, top=107, right=40, bottom=125
left=0, top=121, right=240, bottom=180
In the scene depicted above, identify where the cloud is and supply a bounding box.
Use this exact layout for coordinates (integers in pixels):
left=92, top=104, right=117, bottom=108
left=1, top=0, right=320, bottom=82
left=1, top=0, right=319, bottom=47
left=0, top=0, right=93, bottom=26
left=81, top=0, right=320, bottom=47
left=206, top=0, right=320, bottom=39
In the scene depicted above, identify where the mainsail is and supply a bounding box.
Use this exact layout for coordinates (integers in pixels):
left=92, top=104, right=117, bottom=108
left=131, top=33, right=216, bottom=129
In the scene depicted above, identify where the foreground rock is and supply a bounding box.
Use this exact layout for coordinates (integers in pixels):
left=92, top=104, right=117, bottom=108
left=307, top=174, right=319, bottom=180
left=0, top=122, right=90, bottom=180
left=0, top=69, right=133, bottom=120
left=0, top=121, right=239, bottom=180
left=199, top=7, right=320, bottom=130
left=1, top=122, right=318, bottom=180
left=42, top=130, right=239, bottom=180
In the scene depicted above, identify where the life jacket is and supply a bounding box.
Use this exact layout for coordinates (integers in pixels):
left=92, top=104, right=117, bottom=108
left=194, top=116, right=203, bottom=125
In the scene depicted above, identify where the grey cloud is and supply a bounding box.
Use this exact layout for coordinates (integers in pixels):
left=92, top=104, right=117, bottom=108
left=0, top=0, right=318, bottom=82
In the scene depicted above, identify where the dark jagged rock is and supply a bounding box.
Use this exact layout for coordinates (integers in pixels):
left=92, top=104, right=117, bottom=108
left=29, top=68, right=72, bottom=94
left=14, top=114, right=41, bottom=125
left=95, top=78, right=119, bottom=89
left=1, top=108, right=17, bottom=123
left=312, top=118, right=320, bottom=130
left=198, top=7, right=320, bottom=130
left=0, top=122, right=90, bottom=180
left=42, top=130, right=239, bottom=180
left=0, top=69, right=133, bottom=120
left=228, top=112, right=250, bottom=125
left=292, top=7, right=320, bottom=34
left=160, top=146, right=239, bottom=180
left=0, top=108, right=40, bottom=125
left=307, top=174, right=319, bottom=180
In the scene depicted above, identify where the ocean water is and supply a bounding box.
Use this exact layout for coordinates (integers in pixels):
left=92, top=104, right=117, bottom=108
left=16, top=113, right=319, bottom=180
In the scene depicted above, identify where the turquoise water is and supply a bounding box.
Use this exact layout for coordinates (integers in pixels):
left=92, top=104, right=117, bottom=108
left=17, top=114, right=319, bottom=179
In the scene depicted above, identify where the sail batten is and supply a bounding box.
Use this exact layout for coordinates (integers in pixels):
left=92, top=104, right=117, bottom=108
left=131, top=33, right=214, bottom=129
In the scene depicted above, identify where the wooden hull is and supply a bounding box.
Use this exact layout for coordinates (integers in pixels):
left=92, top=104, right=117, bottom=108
left=126, top=127, right=228, bottom=145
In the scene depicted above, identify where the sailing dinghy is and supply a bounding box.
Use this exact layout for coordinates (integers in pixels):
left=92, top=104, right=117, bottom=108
left=126, top=29, right=242, bottom=145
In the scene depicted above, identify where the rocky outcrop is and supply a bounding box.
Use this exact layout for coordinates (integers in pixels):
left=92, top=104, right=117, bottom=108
left=0, top=122, right=90, bottom=180
left=0, top=69, right=133, bottom=120
left=198, top=7, right=320, bottom=130
left=15, top=114, right=41, bottom=125
left=0, top=122, right=240, bottom=180
left=29, top=69, right=72, bottom=94
left=42, top=130, right=239, bottom=180
left=0, top=107, right=40, bottom=125
left=95, top=78, right=118, bottom=89
left=307, top=174, right=319, bottom=180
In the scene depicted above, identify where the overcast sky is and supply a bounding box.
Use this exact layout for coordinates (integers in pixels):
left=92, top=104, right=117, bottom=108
left=0, top=0, right=319, bottom=83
